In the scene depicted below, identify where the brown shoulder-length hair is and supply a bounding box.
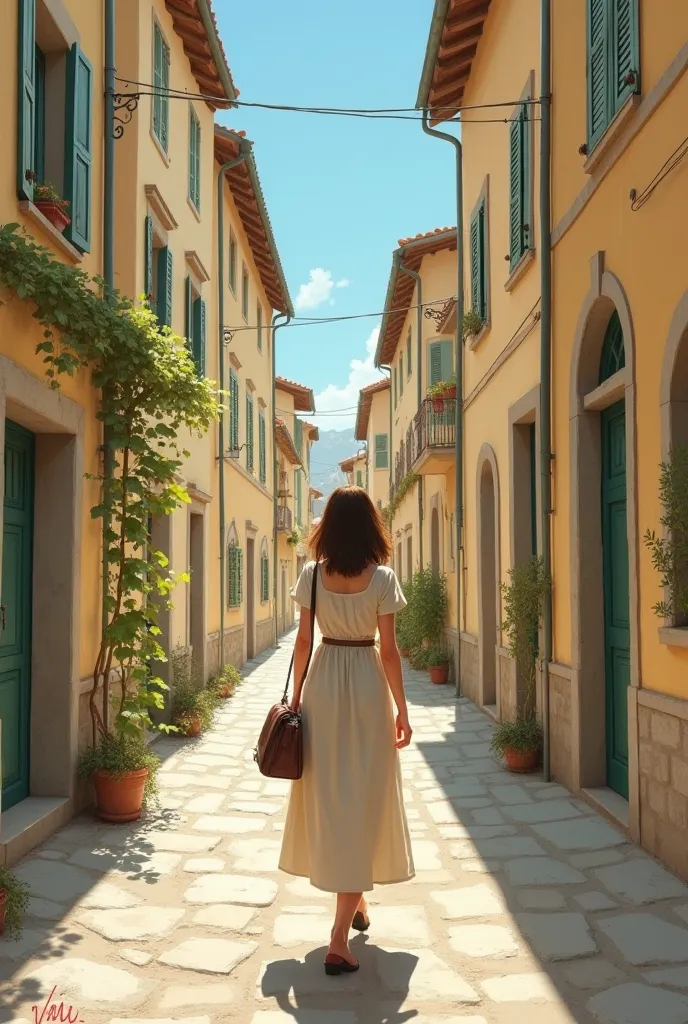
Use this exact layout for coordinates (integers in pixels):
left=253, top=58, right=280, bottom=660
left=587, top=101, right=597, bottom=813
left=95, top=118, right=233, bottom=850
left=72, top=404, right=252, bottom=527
left=308, top=486, right=391, bottom=577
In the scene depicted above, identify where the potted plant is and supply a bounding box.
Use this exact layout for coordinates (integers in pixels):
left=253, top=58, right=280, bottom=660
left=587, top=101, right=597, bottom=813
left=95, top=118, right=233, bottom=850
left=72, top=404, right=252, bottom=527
left=408, top=646, right=431, bottom=671
left=78, top=734, right=161, bottom=823
left=287, top=527, right=301, bottom=547
left=644, top=444, right=688, bottom=627
left=427, top=375, right=457, bottom=413
left=427, top=643, right=451, bottom=684
left=212, top=663, right=242, bottom=699
left=0, top=867, right=30, bottom=940
left=490, top=556, right=550, bottom=772
left=34, top=182, right=71, bottom=233
left=171, top=650, right=218, bottom=736
left=462, top=308, right=484, bottom=341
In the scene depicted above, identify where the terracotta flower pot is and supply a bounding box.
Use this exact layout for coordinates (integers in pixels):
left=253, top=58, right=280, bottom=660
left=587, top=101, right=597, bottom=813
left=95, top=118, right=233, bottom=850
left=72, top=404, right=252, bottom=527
left=429, top=663, right=449, bottom=685
left=35, top=201, right=70, bottom=234
left=445, top=385, right=457, bottom=399
left=218, top=685, right=232, bottom=699
left=0, top=889, right=7, bottom=936
left=92, top=768, right=149, bottom=823
left=432, top=398, right=445, bottom=414
left=179, top=715, right=202, bottom=737
left=504, top=747, right=539, bottom=773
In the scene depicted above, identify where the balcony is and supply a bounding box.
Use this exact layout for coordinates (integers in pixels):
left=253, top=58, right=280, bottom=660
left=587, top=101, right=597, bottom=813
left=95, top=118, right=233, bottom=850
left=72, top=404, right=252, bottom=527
left=277, top=505, right=293, bottom=533
left=393, top=399, right=457, bottom=486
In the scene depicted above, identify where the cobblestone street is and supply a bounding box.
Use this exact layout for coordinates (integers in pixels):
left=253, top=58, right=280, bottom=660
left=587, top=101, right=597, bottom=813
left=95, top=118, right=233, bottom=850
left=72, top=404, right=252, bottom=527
left=3, top=634, right=688, bottom=1024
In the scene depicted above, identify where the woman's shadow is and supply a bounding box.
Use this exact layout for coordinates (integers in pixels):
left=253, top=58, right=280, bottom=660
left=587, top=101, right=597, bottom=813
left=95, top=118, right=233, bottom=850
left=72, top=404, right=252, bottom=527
left=260, top=935, right=420, bottom=1024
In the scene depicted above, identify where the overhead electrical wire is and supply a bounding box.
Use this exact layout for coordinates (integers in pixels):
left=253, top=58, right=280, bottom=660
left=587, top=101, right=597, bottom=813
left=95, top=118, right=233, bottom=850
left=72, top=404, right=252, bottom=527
left=115, top=77, right=541, bottom=123
left=630, top=135, right=688, bottom=211
left=226, top=295, right=454, bottom=333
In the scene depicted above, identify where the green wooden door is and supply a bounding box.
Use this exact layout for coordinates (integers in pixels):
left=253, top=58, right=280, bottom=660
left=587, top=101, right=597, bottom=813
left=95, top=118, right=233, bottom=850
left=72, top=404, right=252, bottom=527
left=0, top=421, right=34, bottom=809
left=601, top=400, right=630, bottom=798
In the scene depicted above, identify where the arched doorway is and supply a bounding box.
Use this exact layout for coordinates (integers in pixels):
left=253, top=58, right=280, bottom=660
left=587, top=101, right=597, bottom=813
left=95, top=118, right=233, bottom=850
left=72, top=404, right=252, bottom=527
left=599, top=311, right=630, bottom=797
left=430, top=507, right=440, bottom=574
left=570, top=255, right=638, bottom=808
left=477, top=445, right=500, bottom=712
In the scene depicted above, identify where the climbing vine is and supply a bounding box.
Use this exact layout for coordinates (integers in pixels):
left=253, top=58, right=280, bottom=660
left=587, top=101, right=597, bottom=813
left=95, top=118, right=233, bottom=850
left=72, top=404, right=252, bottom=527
left=383, top=471, right=420, bottom=527
left=0, top=224, right=220, bottom=745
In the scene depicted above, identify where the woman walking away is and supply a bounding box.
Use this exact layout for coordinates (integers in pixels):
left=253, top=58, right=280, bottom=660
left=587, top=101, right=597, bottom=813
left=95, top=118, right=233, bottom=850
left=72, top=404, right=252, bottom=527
left=279, top=486, right=415, bottom=975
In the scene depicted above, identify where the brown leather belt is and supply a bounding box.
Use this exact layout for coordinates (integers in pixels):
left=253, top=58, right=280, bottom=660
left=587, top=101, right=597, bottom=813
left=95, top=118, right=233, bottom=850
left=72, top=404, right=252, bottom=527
left=321, top=637, right=376, bottom=647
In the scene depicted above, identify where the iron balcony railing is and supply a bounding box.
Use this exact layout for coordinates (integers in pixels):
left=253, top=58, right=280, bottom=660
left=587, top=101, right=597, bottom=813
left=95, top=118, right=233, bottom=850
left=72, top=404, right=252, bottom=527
left=277, top=504, right=293, bottom=533
left=391, top=398, right=457, bottom=489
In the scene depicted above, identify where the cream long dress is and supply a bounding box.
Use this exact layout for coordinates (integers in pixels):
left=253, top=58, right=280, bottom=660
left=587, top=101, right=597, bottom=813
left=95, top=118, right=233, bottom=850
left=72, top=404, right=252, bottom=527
left=279, top=561, right=415, bottom=893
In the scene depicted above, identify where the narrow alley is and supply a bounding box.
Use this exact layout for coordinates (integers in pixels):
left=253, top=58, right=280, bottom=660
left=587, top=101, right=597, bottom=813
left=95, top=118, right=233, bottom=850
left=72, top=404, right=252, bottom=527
left=3, top=636, right=688, bottom=1024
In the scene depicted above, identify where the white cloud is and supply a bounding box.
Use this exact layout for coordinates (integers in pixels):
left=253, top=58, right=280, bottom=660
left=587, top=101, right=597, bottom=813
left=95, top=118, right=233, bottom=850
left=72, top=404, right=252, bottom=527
left=294, top=268, right=350, bottom=310
left=312, top=326, right=385, bottom=432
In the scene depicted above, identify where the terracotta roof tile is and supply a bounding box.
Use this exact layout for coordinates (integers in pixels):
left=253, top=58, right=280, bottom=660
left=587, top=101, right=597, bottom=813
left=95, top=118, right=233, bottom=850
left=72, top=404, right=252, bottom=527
left=274, top=376, right=315, bottom=412
left=355, top=377, right=390, bottom=440
left=165, top=0, right=238, bottom=108
left=275, top=419, right=302, bottom=466
left=397, top=226, right=456, bottom=246
left=416, top=0, right=493, bottom=124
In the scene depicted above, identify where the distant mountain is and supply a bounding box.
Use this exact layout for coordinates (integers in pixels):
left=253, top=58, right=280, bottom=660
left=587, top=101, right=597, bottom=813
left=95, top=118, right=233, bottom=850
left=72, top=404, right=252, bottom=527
left=310, top=427, right=361, bottom=516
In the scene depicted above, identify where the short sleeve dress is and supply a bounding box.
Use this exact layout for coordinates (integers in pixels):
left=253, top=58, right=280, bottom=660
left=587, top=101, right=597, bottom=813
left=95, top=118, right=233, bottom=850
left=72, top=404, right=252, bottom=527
left=278, top=561, right=415, bottom=893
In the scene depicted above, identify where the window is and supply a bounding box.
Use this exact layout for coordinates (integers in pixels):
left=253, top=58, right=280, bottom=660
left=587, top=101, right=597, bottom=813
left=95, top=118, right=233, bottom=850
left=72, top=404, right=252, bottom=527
left=188, top=107, right=201, bottom=211
left=470, top=197, right=487, bottom=320
left=229, top=232, right=237, bottom=293
left=587, top=0, right=639, bottom=151
left=428, top=340, right=454, bottom=387
left=393, top=366, right=398, bottom=409
left=156, top=245, right=173, bottom=326
left=406, top=328, right=412, bottom=378
left=17, top=2, right=94, bottom=253
left=227, top=544, right=243, bottom=607
left=257, top=302, right=263, bottom=351
left=246, top=392, right=254, bottom=472
left=184, top=275, right=206, bottom=375
left=241, top=265, right=249, bottom=321
left=229, top=369, right=240, bottom=451
left=509, top=106, right=531, bottom=270
left=599, top=310, right=625, bottom=384
left=295, top=469, right=302, bottom=525
left=374, top=434, right=389, bottom=470
left=399, top=354, right=404, bottom=396
left=152, top=21, right=170, bottom=152
left=260, top=553, right=269, bottom=603
left=356, top=469, right=363, bottom=487
left=294, top=418, right=303, bottom=456
left=259, top=409, right=267, bottom=485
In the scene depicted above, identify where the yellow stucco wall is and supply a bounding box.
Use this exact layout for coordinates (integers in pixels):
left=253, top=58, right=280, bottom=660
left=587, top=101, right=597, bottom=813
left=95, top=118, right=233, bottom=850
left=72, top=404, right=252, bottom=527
left=366, top=388, right=391, bottom=510
left=551, top=2, right=688, bottom=698
left=0, top=0, right=105, bottom=681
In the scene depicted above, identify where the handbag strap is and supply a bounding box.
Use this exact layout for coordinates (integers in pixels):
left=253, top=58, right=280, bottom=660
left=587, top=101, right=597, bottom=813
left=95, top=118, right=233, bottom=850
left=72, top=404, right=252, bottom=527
left=281, top=562, right=318, bottom=705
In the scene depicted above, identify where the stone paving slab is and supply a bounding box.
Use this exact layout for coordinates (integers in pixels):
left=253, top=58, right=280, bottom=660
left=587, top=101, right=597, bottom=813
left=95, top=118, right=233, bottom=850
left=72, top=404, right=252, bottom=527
left=4, top=633, right=688, bottom=1024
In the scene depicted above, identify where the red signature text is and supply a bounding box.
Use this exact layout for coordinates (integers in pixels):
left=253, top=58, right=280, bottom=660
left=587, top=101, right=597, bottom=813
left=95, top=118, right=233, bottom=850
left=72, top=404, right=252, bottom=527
left=32, top=986, right=84, bottom=1024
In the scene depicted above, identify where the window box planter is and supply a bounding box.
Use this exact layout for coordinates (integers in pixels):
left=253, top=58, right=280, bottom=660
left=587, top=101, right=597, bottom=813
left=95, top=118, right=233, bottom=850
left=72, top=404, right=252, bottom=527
left=34, top=201, right=71, bottom=234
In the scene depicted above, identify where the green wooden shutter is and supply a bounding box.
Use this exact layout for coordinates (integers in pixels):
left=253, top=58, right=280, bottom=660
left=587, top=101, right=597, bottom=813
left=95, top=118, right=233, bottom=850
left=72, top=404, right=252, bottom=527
left=34, top=46, right=45, bottom=185
left=294, top=418, right=303, bottom=455
left=375, top=433, right=389, bottom=469
left=153, top=24, right=169, bottom=151
left=406, top=330, right=412, bottom=376
left=588, top=0, right=610, bottom=148
left=192, top=295, right=206, bottom=376
left=246, top=392, right=254, bottom=471
left=261, top=555, right=269, bottom=602
left=399, top=354, right=404, bottom=396
left=356, top=469, right=363, bottom=487
left=259, top=410, right=267, bottom=484
left=428, top=342, right=444, bottom=386
left=509, top=117, right=523, bottom=269
left=440, top=340, right=453, bottom=382
left=296, top=470, right=302, bottom=524
left=470, top=215, right=480, bottom=314
left=393, top=367, right=398, bottom=408
left=257, top=303, right=263, bottom=350
left=17, top=0, right=36, bottom=201
left=184, top=275, right=192, bottom=345
left=157, top=246, right=172, bottom=326
left=144, top=216, right=154, bottom=301
left=189, top=108, right=200, bottom=210
left=229, top=233, right=236, bottom=291
left=64, top=44, right=93, bottom=252
left=228, top=545, right=243, bottom=607
left=612, top=0, right=639, bottom=112
left=229, top=369, right=239, bottom=451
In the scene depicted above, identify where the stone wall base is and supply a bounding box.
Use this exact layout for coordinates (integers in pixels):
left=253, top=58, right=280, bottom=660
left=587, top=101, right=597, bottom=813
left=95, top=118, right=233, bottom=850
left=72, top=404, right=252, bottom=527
left=256, top=616, right=275, bottom=656
left=206, top=625, right=244, bottom=677
left=548, top=666, right=575, bottom=792
left=638, top=692, right=688, bottom=882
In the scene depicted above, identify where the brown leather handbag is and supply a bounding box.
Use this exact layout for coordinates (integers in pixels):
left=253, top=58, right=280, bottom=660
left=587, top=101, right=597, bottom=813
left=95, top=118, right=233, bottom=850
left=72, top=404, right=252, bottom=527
left=254, top=565, right=317, bottom=779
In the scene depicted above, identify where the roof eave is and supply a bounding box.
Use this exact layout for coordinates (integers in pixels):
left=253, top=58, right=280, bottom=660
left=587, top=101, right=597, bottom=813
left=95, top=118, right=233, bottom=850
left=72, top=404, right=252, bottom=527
left=354, top=393, right=367, bottom=441
left=197, top=0, right=238, bottom=105
left=415, top=0, right=451, bottom=110
left=242, top=149, right=294, bottom=317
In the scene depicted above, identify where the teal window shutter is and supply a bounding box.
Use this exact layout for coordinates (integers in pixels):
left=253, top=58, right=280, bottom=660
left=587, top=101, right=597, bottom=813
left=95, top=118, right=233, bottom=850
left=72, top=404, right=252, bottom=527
left=588, top=0, right=610, bottom=148
left=393, top=367, right=398, bottom=408
left=257, top=302, right=263, bottom=350
left=509, top=118, right=523, bottom=268
left=296, top=470, right=302, bottom=524
left=375, top=433, right=389, bottom=470
left=406, top=329, right=412, bottom=377
left=229, top=369, right=239, bottom=451
left=612, top=0, right=640, bottom=113
left=242, top=267, right=249, bottom=319
left=17, top=0, right=36, bottom=201
left=153, top=23, right=169, bottom=151
left=64, top=44, right=93, bottom=253
left=184, top=275, right=192, bottom=345
left=246, top=392, right=254, bottom=471
left=428, top=342, right=444, bottom=386
left=157, top=246, right=172, bottom=326
left=228, top=545, right=243, bottom=607
left=399, top=354, right=404, bottom=395
left=356, top=469, right=363, bottom=487
left=229, top=232, right=236, bottom=291
left=192, top=296, right=206, bottom=376
left=34, top=46, right=45, bottom=185
left=144, top=217, right=154, bottom=302
left=294, top=418, right=303, bottom=455
left=440, top=340, right=454, bottom=381
left=470, top=200, right=487, bottom=318
left=188, top=107, right=200, bottom=210
left=259, top=409, right=267, bottom=484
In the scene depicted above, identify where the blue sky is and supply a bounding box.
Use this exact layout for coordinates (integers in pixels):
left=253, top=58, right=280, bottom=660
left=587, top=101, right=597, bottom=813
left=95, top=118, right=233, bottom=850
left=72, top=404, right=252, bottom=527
left=215, top=0, right=456, bottom=431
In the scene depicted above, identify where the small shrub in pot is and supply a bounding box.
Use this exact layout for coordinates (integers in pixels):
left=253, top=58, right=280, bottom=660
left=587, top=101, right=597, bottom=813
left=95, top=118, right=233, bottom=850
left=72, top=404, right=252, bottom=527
left=427, top=643, right=451, bottom=684
left=0, top=866, right=30, bottom=940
